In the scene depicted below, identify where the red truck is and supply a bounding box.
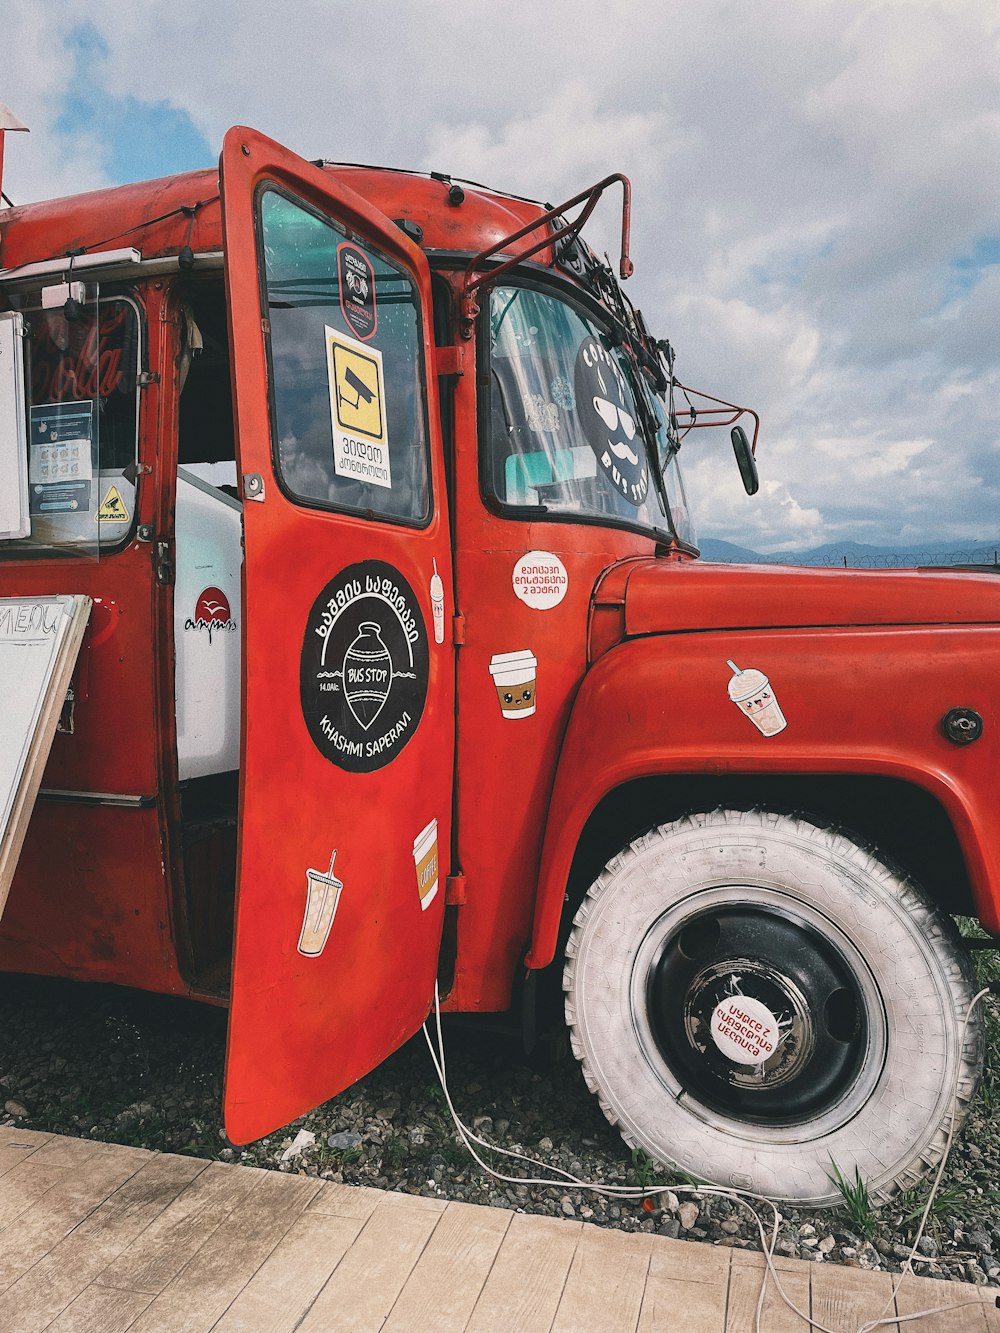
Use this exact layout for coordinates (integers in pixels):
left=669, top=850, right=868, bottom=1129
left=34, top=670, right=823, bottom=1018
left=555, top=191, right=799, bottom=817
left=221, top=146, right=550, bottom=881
left=0, top=123, right=995, bottom=1207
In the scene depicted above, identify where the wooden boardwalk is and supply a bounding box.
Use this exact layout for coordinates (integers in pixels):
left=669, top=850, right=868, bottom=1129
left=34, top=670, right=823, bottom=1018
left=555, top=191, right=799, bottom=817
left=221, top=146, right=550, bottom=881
left=0, top=1128, right=997, bottom=1332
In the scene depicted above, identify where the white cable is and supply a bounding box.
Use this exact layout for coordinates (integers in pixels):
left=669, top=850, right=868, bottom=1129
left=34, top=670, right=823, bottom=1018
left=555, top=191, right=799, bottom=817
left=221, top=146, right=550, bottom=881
left=421, top=982, right=997, bottom=1333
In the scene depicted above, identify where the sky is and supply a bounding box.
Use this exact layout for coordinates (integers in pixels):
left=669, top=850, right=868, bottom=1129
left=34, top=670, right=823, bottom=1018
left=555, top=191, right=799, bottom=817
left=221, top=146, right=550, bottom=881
left=3, top=0, right=998, bottom=553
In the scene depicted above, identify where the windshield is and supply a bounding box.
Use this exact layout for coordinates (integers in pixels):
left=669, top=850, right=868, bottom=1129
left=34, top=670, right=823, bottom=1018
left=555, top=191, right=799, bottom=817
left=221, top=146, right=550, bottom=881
left=485, top=285, right=693, bottom=546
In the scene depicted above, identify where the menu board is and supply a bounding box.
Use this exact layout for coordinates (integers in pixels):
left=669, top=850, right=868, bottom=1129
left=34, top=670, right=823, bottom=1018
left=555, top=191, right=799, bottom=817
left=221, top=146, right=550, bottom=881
left=0, top=596, right=92, bottom=912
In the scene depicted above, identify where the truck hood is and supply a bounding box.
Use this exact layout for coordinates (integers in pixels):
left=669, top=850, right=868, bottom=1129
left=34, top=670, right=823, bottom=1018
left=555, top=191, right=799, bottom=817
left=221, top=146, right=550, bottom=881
left=620, top=558, right=1000, bottom=638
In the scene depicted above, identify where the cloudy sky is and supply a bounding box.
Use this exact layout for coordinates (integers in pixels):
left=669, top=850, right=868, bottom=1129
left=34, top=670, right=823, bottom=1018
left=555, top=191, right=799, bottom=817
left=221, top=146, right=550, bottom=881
left=4, top=1, right=998, bottom=552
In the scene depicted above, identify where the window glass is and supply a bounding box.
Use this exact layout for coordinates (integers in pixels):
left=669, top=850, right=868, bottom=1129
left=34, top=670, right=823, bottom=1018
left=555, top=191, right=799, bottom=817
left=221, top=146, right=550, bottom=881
left=0, top=293, right=140, bottom=554
left=259, top=188, right=430, bottom=525
left=486, top=285, right=687, bottom=542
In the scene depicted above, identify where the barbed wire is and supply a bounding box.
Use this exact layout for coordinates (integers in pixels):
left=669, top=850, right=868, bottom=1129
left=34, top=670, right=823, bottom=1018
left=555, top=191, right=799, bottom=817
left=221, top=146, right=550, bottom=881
left=719, top=547, right=1000, bottom=570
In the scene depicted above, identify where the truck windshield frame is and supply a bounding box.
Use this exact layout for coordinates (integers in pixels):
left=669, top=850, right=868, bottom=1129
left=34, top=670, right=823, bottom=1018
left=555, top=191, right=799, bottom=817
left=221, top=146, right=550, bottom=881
left=480, top=278, right=692, bottom=547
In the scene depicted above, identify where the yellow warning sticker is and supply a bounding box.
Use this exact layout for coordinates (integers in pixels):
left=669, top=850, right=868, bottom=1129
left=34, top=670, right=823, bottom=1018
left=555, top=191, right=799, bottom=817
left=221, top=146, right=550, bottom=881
left=325, top=326, right=391, bottom=490
left=95, top=484, right=129, bottom=522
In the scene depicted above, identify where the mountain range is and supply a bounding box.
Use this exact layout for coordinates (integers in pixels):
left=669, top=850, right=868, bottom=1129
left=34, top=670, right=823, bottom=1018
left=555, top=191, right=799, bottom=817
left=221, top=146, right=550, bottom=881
left=697, top=537, right=1000, bottom=570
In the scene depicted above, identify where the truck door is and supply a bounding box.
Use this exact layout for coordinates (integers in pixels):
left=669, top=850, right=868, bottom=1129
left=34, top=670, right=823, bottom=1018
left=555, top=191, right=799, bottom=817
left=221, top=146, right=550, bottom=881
left=220, top=128, right=454, bottom=1144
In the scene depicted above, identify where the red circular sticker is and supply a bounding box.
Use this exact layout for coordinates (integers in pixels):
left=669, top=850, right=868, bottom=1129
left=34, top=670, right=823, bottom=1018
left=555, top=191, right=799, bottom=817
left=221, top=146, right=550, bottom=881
left=195, top=587, right=232, bottom=624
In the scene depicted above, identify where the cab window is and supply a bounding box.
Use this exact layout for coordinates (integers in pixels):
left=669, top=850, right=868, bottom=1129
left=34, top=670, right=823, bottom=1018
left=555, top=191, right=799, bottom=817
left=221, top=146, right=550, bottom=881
left=0, top=293, right=140, bottom=554
left=485, top=284, right=690, bottom=543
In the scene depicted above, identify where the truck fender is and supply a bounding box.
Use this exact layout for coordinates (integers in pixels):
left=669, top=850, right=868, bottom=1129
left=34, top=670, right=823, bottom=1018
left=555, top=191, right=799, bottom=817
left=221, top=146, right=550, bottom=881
left=526, top=628, right=1000, bottom=968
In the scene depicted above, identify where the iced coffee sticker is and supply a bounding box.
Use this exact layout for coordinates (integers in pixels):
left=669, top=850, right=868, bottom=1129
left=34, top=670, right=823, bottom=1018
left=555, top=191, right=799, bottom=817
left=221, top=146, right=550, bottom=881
left=512, top=551, right=568, bottom=611
left=413, top=818, right=439, bottom=912
left=489, top=649, right=537, bottom=719
left=429, top=559, right=445, bottom=645
left=298, top=850, right=344, bottom=957
left=726, top=660, right=787, bottom=737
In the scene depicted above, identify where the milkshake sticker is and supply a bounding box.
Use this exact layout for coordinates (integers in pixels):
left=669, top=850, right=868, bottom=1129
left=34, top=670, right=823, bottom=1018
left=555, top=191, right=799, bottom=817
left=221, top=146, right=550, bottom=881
left=185, top=587, right=238, bottom=645
left=489, top=649, right=537, bottom=719
left=326, top=326, right=391, bottom=491
left=726, top=660, right=787, bottom=736
left=413, top=818, right=439, bottom=911
left=338, top=242, right=378, bottom=341
left=573, top=336, right=648, bottom=508
left=298, top=850, right=343, bottom=957
left=512, top=551, right=568, bottom=610
left=300, top=561, right=428, bottom=772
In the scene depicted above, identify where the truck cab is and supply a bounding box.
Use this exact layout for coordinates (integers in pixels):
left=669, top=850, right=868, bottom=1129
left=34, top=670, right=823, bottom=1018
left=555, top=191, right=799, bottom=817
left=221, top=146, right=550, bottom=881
left=1, top=126, right=998, bottom=1208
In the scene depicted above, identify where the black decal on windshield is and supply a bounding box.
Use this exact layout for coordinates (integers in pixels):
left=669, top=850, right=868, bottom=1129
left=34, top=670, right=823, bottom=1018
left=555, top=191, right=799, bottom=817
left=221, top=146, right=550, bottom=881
left=573, top=338, right=648, bottom=507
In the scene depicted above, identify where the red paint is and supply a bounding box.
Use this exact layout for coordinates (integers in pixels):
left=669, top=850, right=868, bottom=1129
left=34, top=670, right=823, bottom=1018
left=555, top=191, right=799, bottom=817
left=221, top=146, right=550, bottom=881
left=1, top=124, right=998, bottom=1150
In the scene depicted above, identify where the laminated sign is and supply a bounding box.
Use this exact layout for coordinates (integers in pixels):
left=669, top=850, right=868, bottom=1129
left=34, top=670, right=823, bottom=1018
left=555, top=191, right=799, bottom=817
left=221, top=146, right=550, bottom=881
left=325, top=326, right=391, bottom=490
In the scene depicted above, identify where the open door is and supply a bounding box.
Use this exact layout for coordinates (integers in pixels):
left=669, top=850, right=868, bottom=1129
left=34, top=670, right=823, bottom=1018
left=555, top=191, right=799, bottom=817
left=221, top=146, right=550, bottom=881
left=221, top=128, right=455, bottom=1143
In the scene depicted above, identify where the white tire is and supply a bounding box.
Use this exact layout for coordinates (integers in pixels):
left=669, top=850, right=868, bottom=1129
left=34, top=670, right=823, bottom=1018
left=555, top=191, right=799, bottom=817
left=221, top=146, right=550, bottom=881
left=563, top=809, right=983, bottom=1206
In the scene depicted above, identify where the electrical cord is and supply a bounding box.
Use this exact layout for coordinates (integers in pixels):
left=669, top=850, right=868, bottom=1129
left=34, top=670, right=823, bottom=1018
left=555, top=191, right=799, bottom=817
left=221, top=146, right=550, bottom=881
left=422, top=983, right=997, bottom=1333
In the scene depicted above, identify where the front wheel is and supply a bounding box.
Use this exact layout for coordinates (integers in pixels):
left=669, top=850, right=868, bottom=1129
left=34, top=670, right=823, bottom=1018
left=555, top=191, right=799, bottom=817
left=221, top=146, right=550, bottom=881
left=563, top=809, right=983, bottom=1206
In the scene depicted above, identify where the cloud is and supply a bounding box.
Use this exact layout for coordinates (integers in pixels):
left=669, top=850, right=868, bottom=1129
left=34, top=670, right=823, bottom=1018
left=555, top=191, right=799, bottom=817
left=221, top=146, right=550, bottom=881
left=3, top=0, right=998, bottom=550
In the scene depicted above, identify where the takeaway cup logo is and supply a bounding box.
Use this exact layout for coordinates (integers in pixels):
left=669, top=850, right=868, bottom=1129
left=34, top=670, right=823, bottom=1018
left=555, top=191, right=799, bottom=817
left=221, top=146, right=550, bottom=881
left=185, top=587, right=237, bottom=645
left=573, top=336, right=648, bottom=507
left=300, top=561, right=429, bottom=773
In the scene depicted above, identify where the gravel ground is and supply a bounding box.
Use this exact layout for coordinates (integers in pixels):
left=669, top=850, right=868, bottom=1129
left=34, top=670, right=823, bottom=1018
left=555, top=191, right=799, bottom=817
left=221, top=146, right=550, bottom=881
left=0, top=945, right=997, bottom=1290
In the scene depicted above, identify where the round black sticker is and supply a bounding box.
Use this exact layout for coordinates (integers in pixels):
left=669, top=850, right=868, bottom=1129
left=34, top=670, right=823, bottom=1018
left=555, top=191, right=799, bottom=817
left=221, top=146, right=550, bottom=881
left=300, top=561, right=428, bottom=773
left=573, top=336, right=648, bottom=507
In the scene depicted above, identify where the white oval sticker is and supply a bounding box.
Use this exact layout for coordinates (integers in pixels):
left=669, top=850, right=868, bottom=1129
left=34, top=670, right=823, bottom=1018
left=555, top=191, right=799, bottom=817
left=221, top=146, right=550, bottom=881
left=710, top=995, right=780, bottom=1065
left=512, top=551, right=568, bottom=610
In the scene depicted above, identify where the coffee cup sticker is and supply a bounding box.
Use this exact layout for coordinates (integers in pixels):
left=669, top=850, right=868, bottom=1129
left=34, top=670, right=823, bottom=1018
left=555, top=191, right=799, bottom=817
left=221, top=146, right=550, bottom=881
left=726, top=660, right=787, bottom=736
left=413, top=818, right=439, bottom=911
left=489, top=650, right=537, bottom=719
left=297, top=850, right=343, bottom=957
left=512, top=551, right=568, bottom=611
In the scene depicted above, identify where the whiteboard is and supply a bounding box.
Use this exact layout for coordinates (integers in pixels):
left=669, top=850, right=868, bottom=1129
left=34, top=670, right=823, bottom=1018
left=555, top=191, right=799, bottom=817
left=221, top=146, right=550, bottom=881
left=0, top=311, right=30, bottom=541
left=0, top=595, right=91, bottom=912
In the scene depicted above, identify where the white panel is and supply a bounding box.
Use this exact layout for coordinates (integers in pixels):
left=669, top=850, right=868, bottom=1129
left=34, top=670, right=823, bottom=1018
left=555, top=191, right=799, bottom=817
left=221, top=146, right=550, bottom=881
left=0, top=311, right=29, bottom=540
left=174, top=468, right=243, bottom=779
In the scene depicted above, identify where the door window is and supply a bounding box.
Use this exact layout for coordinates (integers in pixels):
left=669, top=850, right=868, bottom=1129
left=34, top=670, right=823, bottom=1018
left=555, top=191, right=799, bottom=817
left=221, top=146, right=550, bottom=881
left=259, top=188, right=431, bottom=526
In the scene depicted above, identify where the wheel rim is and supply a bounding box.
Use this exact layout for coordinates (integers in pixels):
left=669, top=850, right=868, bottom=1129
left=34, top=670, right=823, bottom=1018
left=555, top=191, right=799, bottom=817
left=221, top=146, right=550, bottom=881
left=633, top=889, right=884, bottom=1133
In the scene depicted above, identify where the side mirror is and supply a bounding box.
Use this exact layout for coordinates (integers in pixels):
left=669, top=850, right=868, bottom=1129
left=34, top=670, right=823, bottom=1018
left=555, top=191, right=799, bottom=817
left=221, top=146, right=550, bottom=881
left=731, top=425, right=759, bottom=496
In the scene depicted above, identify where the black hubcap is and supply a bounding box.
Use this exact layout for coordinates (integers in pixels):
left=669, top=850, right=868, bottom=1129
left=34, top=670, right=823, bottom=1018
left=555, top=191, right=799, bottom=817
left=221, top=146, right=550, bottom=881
left=647, top=905, right=868, bottom=1123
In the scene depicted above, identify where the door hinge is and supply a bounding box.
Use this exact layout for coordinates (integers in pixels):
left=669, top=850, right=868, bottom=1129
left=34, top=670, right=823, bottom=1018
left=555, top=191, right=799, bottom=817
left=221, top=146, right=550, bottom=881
left=155, top=538, right=175, bottom=586
left=452, top=613, right=466, bottom=646
left=243, top=472, right=265, bottom=502
left=436, top=345, right=465, bottom=377
left=445, top=874, right=467, bottom=906
left=137, top=370, right=159, bottom=388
